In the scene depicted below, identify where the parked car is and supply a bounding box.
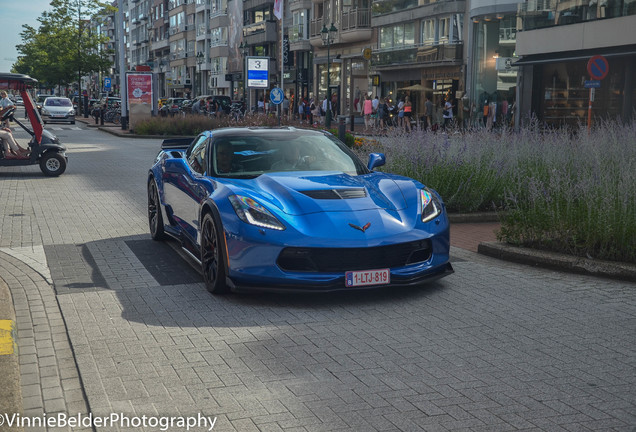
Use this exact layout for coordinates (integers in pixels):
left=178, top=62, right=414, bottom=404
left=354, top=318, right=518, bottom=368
left=40, top=97, right=76, bottom=124
left=35, top=94, right=50, bottom=113
left=147, top=127, right=453, bottom=293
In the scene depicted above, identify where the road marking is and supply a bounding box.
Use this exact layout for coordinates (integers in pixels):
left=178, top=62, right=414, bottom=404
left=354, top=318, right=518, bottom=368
left=0, top=320, right=16, bottom=355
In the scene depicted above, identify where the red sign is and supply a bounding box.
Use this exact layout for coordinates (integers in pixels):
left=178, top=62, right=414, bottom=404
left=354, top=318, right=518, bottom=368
left=127, top=73, right=153, bottom=106
left=587, top=55, right=609, bottom=80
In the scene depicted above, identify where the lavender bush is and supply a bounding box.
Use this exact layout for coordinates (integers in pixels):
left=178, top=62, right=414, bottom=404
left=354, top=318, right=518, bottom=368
left=355, top=121, right=636, bottom=263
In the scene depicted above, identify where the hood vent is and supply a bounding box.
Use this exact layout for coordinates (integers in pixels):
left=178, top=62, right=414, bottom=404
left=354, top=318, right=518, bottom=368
left=300, top=188, right=367, bottom=200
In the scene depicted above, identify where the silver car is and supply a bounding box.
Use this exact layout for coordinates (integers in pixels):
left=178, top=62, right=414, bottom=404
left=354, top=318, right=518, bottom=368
left=40, top=97, right=75, bottom=124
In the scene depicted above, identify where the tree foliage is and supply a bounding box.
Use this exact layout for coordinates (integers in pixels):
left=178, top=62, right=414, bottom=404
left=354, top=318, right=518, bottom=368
left=14, top=0, right=116, bottom=90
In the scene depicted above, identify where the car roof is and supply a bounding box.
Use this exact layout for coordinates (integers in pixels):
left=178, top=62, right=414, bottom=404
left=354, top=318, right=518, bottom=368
left=209, top=126, right=329, bottom=139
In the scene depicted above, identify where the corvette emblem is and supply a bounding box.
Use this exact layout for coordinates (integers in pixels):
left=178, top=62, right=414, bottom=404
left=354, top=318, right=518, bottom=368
left=349, top=222, right=371, bottom=233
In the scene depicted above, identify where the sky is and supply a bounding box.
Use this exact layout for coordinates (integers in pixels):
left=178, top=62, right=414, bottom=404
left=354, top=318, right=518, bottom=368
left=0, top=0, right=54, bottom=72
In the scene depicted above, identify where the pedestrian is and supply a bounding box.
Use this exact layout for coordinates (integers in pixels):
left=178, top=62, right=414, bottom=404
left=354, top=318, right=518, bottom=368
left=312, top=99, right=322, bottom=125
left=321, top=95, right=329, bottom=118
left=377, top=97, right=388, bottom=130
left=0, top=91, right=15, bottom=128
left=363, top=95, right=373, bottom=132
left=282, top=96, right=290, bottom=118
left=424, top=95, right=434, bottom=130
left=298, top=98, right=306, bottom=123
left=403, top=96, right=412, bottom=132
left=191, top=98, right=202, bottom=115
left=396, top=98, right=405, bottom=128
left=442, top=99, right=454, bottom=131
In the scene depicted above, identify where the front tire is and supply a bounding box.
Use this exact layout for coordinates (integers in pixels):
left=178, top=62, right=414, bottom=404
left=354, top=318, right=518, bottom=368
left=148, top=178, right=166, bottom=240
left=201, top=212, right=229, bottom=294
left=39, top=153, right=66, bottom=176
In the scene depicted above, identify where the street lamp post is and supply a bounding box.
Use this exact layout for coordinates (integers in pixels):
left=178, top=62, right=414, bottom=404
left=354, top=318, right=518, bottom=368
left=196, top=51, right=204, bottom=98
left=321, top=23, right=338, bottom=128
left=240, top=42, right=249, bottom=112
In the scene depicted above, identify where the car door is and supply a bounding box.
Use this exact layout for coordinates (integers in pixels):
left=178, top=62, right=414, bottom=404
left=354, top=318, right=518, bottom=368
left=163, top=135, right=214, bottom=255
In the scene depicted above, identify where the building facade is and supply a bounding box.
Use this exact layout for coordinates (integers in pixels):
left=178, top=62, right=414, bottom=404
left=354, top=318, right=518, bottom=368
left=97, top=0, right=634, bottom=126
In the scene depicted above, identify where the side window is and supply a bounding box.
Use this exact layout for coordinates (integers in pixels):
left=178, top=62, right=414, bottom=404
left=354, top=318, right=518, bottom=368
left=187, top=135, right=209, bottom=174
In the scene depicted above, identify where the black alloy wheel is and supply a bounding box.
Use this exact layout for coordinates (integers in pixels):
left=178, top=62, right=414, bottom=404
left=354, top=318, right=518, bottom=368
left=201, top=212, right=228, bottom=294
left=148, top=179, right=166, bottom=241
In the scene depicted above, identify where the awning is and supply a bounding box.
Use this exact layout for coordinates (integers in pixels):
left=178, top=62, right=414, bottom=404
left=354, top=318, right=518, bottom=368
left=514, top=44, right=636, bottom=66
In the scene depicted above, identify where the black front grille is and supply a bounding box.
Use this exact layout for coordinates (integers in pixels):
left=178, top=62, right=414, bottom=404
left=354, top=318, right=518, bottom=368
left=300, top=188, right=367, bottom=200
left=277, top=240, right=432, bottom=272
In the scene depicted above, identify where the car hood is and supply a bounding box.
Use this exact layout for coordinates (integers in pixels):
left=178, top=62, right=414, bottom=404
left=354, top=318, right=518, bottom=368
left=222, top=171, right=413, bottom=216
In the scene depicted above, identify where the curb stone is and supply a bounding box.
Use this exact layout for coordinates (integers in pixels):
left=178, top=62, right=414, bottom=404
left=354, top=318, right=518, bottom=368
left=0, top=277, right=24, bottom=432
left=478, top=241, right=636, bottom=282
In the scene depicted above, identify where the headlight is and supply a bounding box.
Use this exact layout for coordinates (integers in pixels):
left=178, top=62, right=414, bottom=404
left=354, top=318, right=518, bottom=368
left=229, top=195, right=285, bottom=231
left=420, top=188, right=442, bottom=223
left=41, top=108, right=49, bottom=115
left=69, top=109, right=76, bottom=115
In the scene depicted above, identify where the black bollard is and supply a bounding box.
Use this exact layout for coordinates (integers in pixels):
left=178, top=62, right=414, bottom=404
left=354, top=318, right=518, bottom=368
left=338, top=115, right=346, bottom=142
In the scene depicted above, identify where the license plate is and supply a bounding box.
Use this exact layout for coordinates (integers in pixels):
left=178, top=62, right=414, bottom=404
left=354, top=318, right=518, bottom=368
left=345, top=268, right=390, bottom=287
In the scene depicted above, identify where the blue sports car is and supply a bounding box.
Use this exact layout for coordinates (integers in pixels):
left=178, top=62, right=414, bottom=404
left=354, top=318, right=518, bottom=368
left=147, top=127, right=453, bottom=293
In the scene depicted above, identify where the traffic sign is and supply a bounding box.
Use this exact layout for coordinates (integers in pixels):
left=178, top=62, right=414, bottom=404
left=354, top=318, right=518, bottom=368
left=269, top=87, right=284, bottom=105
left=587, top=55, right=609, bottom=80
left=584, top=80, right=601, bottom=88
left=104, top=77, right=112, bottom=89
left=246, top=56, right=269, bottom=89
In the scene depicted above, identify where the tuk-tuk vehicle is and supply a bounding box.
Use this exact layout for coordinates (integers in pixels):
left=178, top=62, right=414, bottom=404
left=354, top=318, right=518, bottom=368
left=0, top=73, right=67, bottom=176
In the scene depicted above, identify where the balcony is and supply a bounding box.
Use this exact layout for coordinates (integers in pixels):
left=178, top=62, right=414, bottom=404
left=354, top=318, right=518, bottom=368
left=339, top=8, right=372, bottom=43
left=210, top=44, right=230, bottom=59
left=372, top=42, right=463, bottom=68
left=196, top=0, right=209, bottom=11
left=288, top=24, right=312, bottom=51
left=289, top=0, right=312, bottom=11
left=371, top=0, right=418, bottom=16
left=244, top=0, right=274, bottom=11
left=243, top=20, right=278, bottom=45
left=210, top=12, right=229, bottom=28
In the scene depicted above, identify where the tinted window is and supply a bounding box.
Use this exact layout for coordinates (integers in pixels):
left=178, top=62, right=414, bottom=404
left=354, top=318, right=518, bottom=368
left=187, top=135, right=209, bottom=174
left=211, top=131, right=369, bottom=177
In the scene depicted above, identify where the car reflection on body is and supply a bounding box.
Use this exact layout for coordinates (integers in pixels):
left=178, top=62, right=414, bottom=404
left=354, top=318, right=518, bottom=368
left=147, top=127, right=453, bottom=294
left=40, top=97, right=75, bottom=124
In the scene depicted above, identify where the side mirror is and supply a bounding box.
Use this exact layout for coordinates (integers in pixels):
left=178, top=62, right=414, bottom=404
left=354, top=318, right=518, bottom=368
left=164, top=157, right=189, bottom=174
left=367, top=153, right=386, bottom=171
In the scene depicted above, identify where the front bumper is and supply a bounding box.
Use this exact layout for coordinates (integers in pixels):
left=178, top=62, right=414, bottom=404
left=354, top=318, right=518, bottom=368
left=228, top=262, right=454, bottom=293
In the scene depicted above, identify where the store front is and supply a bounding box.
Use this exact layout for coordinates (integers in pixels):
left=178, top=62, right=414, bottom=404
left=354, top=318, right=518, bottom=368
left=468, top=15, right=519, bottom=128
left=516, top=49, right=636, bottom=128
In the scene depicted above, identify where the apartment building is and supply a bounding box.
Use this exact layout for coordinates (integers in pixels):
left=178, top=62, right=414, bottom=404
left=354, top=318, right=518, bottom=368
left=368, top=0, right=466, bottom=117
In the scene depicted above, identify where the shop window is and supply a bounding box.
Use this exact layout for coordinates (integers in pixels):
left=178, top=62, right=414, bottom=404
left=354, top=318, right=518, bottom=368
left=539, top=59, right=624, bottom=128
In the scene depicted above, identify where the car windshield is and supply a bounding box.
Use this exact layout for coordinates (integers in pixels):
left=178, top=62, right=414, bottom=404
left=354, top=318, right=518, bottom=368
left=45, top=98, right=72, bottom=107
left=211, top=131, right=369, bottom=178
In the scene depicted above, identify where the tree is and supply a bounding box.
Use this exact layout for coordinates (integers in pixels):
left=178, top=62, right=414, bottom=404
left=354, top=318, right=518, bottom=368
left=14, top=0, right=115, bottom=98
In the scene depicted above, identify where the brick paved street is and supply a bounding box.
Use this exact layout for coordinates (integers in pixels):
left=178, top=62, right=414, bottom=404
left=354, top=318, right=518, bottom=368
left=0, top=125, right=634, bottom=431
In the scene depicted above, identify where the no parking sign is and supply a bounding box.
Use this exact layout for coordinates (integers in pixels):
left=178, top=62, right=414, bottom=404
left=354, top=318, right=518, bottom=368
left=587, top=55, right=609, bottom=80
